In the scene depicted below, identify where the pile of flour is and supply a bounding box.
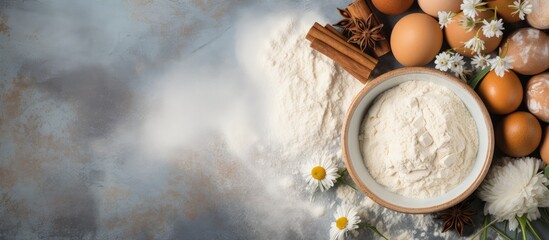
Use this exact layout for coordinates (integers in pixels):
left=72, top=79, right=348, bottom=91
left=360, top=80, right=478, bottom=198
left=259, top=16, right=363, bottom=165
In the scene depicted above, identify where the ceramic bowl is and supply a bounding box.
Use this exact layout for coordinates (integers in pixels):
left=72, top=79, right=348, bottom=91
left=342, top=67, right=494, bottom=213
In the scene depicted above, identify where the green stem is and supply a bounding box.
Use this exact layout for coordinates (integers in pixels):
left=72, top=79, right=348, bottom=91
left=517, top=215, right=527, bottom=240
left=337, top=169, right=359, bottom=192
left=340, top=177, right=359, bottom=192
left=525, top=217, right=542, bottom=240
left=514, top=228, right=518, bottom=240
left=470, top=217, right=498, bottom=240
left=475, top=26, right=483, bottom=38
left=489, top=225, right=512, bottom=240
left=541, top=208, right=549, bottom=227
left=364, top=223, right=388, bottom=240
left=468, top=67, right=490, bottom=89
left=482, top=215, right=489, bottom=240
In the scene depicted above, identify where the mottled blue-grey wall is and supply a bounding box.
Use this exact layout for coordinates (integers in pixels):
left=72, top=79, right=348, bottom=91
left=0, top=0, right=336, bottom=239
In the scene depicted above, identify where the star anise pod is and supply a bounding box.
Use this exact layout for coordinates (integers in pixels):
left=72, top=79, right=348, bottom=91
left=347, top=14, right=385, bottom=52
left=333, top=8, right=355, bottom=36
left=436, top=198, right=476, bottom=236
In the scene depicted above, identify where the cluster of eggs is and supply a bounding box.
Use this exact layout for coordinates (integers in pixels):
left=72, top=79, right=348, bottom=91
left=368, top=0, right=549, bottom=163
left=478, top=70, right=549, bottom=163
left=374, top=0, right=548, bottom=68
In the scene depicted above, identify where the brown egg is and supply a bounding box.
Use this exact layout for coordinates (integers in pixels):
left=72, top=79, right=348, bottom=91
left=391, top=13, right=442, bottom=66
left=477, top=70, right=523, bottom=115
left=541, top=125, right=549, bottom=164
left=526, top=73, right=549, bottom=122
left=372, top=0, right=414, bottom=15
left=505, top=28, right=549, bottom=75
left=487, top=0, right=520, bottom=23
left=418, top=0, right=461, bottom=17
left=527, top=0, right=549, bottom=29
left=445, top=11, right=502, bottom=57
left=496, top=111, right=542, bottom=157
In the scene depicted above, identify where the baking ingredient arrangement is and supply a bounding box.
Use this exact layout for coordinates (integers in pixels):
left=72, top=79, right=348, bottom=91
left=297, top=0, right=549, bottom=239
left=360, top=80, right=478, bottom=198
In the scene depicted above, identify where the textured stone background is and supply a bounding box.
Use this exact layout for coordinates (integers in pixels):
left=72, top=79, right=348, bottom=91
left=0, top=0, right=547, bottom=239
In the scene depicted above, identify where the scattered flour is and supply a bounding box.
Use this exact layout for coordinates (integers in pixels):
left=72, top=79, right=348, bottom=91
left=260, top=16, right=363, bottom=166
left=360, top=80, right=478, bottom=198
left=252, top=14, right=465, bottom=240
left=336, top=185, right=358, bottom=205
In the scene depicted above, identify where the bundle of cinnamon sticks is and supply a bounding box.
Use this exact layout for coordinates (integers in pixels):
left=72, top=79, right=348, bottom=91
left=306, top=23, right=377, bottom=84
left=306, top=0, right=389, bottom=84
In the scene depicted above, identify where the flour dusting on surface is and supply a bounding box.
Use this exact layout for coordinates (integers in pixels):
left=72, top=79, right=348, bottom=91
left=259, top=16, right=363, bottom=167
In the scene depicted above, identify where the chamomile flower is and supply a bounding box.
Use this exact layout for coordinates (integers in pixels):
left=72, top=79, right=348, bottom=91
left=329, top=205, right=361, bottom=240
left=471, top=54, right=490, bottom=70
left=464, top=36, right=486, bottom=54
left=448, top=52, right=468, bottom=81
left=438, top=11, right=455, bottom=29
left=448, top=52, right=466, bottom=72
left=481, top=19, right=504, bottom=38
left=509, top=0, right=533, bottom=20
left=460, top=0, right=486, bottom=19
left=435, top=52, right=452, bottom=71
left=303, top=158, right=339, bottom=192
left=488, top=55, right=514, bottom=77
left=460, top=15, right=477, bottom=32
left=477, top=157, right=549, bottom=231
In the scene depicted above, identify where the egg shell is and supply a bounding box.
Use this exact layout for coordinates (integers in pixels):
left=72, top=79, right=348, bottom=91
left=495, top=111, right=542, bottom=157
left=477, top=70, right=523, bottom=115
left=391, top=13, right=442, bottom=66
left=418, top=0, right=461, bottom=17
left=526, top=73, right=549, bottom=122
left=505, top=28, right=549, bottom=75
left=444, top=11, right=502, bottom=57
left=372, top=0, right=414, bottom=15
left=527, top=0, right=549, bottom=29
left=487, top=0, right=520, bottom=23
left=541, top=125, right=549, bottom=164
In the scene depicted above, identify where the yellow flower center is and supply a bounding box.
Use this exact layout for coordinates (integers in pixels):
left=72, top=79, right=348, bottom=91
left=336, top=217, right=348, bottom=230
left=311, top=166, right=326, bottom=180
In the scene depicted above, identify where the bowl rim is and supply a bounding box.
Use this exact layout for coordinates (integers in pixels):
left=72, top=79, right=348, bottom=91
left=342, top=67, right=494, bottom=213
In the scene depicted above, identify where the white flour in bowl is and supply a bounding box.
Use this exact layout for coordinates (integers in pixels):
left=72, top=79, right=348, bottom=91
left=360, top=80, right=478, bottom=198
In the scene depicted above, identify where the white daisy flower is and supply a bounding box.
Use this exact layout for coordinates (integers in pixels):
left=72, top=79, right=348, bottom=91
left=329, top=205, right=361, bottom=240
left=438, top=11, right=455, bottom=29
left=471, top=54, right=490, bottom=69
left=460, top=0, right=486, bottom=19
left=434, top=52, right=452, bottom=71
left=459, top=15, right=477, bottom=32
left=448, top=52, right=468, bottom=80
left=464, top=36, right=486, bottom=54
left=303, top=158, right=339, bottom=192
left=488, top=55, right=514, bottom=77
left=481, top=19, right=504, bottom=38
left=509, top=0, right=533, bottom=20
left=478, top=157, right=549, bottom=231
left=448, top=52, right=465, bottom=72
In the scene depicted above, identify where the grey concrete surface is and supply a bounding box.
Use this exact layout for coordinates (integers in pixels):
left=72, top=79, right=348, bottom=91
left=0, top=0, right=547, bottom=239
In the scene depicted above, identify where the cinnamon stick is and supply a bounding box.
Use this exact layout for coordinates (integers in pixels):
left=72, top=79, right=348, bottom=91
left=324, top=24, right=347, bottom=40
left=347, top=0, right=390, bottom=57
left=310, top=39, right=370, bottom=84
left=307, top=23, right=377, bottom=70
